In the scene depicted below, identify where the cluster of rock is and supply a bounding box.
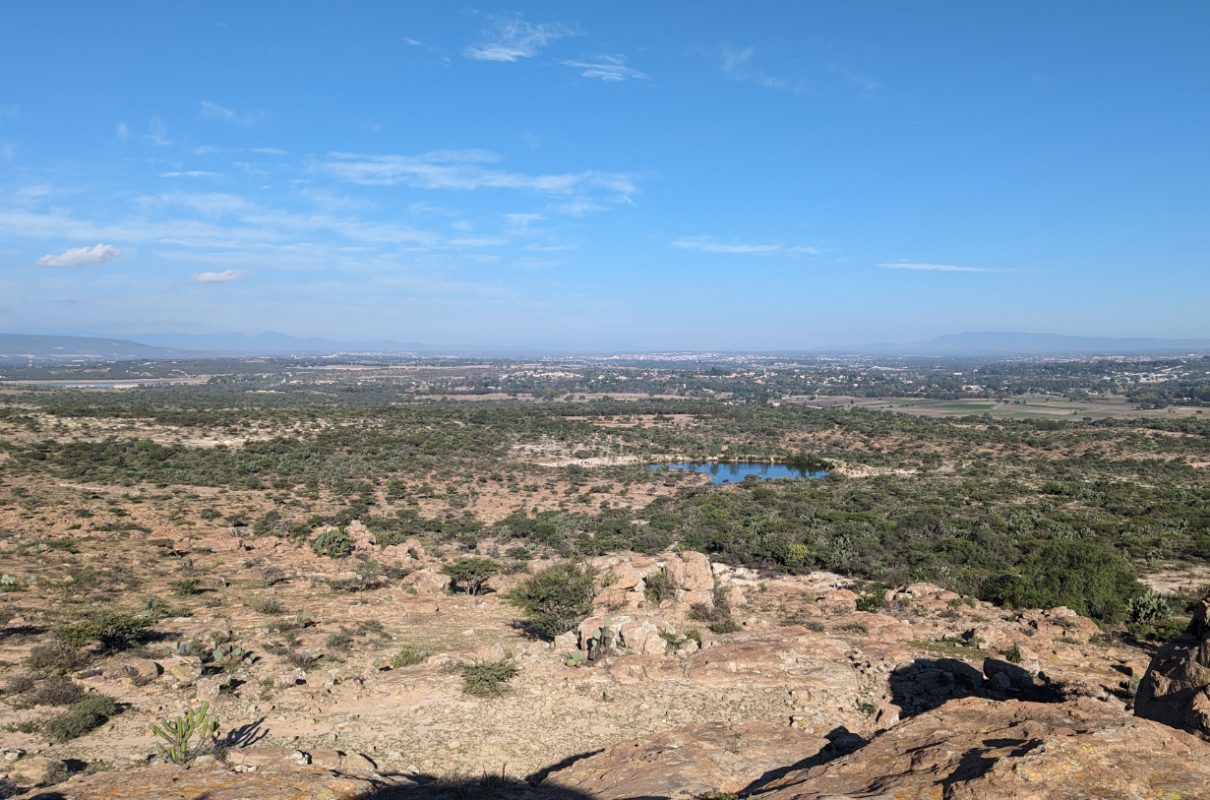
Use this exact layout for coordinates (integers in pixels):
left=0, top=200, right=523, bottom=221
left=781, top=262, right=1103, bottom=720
left=15, top=530, right=1210, bottom=799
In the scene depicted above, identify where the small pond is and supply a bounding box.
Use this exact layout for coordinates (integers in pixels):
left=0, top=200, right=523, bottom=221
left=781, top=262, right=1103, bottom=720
left=648, top=461, right=829, bottom=485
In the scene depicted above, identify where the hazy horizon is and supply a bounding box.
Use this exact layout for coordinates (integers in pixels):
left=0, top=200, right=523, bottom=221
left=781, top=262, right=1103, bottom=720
left=2, top=2, right=1208, bottom=350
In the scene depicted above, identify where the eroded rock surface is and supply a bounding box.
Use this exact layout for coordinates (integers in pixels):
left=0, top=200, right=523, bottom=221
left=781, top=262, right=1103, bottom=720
left=1136, top=593, right=1210, bottom=741
left=753, top=696, right=1210, bottom=800
left=547, top=720, right=827, bottom=799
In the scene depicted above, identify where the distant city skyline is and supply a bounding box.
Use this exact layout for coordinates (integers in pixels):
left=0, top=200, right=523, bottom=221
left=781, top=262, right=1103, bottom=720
left=1, top=2, right=1208, bottom=349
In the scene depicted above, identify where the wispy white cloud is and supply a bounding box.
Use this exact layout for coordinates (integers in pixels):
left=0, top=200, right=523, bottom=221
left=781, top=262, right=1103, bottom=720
left=321, top=149, right=637, bottom=202
left=561, top=54, right=647, bottom=82
left=672, top=236, right=818, bottom=255
left=144, top=116, right=172, bottom=147
left=192, top=145, right=286, bottom=157
left=158, top=170, right=220, bottom=179
left=829, top=62, right=880, bottom=96
left=0, top=141, right=14, bottom=160
left=464, top=16, right=577, bottom=62
left=504, top=212, right=544, bottom=233
left=148, top=191, right=253, bottom=216
left=200, top=100, right=268, bottom=128
left=37, top=243, right=123, bottom=268
left=192, top=269, right=245, bottom=282
left=721, top=46, right=804, bottom=93
left=880, top=261, right=999, bottom=273
left=115, top=121, right=129, bottom=141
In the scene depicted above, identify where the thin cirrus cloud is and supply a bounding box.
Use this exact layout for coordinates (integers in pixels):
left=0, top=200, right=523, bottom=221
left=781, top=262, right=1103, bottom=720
left=880, top=261, right=1001, bottom=273
left=200, top=100, right=268, bottom=128
left=464, top=16, right=578, bottom=62
left=720, top=45, right=805, bottom=93
left=321, top=149, right=637, bottom=202
left=37, top=243, right=123, bottom=268
left=561, top=54, right=648, bottom=82
left=191, top=269, right=245, bottom=283
left=672, top=236, right=818, bottom=255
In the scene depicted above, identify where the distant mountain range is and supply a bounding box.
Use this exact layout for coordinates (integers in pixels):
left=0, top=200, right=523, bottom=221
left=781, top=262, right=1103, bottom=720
left=0, top=334, right=189, bottom=363
left=127, top=331, right=427, bottom=355
left=0, top=331, right=429, bottom=363
left=866, top=332, right=1210, bottom=357
left=2, top=330, right=1210, bottom=364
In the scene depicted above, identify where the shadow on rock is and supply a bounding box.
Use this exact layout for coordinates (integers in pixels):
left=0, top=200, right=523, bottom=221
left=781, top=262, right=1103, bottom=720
left=360, top=775, right=598, bottom=800
left=739, top=725, right=868, bottom=795
left=890, top=657, right=1065, bottom=718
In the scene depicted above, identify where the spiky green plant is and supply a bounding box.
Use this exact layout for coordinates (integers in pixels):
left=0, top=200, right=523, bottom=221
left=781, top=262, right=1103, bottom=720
left=152, top=702, right=219, bottom=765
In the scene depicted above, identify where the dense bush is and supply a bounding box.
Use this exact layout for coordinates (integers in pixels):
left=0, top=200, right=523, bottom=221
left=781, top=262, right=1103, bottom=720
left=458, top=659, right=519, bottom=697
left=1127, top=589, right=1172, bottom=625
left=981, top=539, right=1139, bottom=623
left=310, top=528, right=353, bottom=559
left=44, top=694, right=120, bottom=742
left=643, top=570, right=675, bottom=604
left=57, top=611, right=151, bottom=651
left=507, top=564, right=596, bottom=640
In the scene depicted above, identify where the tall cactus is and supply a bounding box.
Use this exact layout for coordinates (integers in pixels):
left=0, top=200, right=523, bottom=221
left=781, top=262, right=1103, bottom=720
left=152, top=702, right=219, bottom=764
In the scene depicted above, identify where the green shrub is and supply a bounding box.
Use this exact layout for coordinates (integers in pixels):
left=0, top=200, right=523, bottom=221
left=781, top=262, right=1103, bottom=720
left=1127, top=589, right=1171, bottom=625
left=57, top=611, right=151, bottom=651
left=643, top=570, right=675, bottom=604
left=26, top=638, right=88, bottom=675
left=981, top=540, right=1138, bottom=623
left=171, top=578, right=204, bottom=596
left=689, top=585, right=741, bottom=634
left=441, top=557, right=501, bottom=595
left=389, top=645, right=428, bottom=668
left=459, top=659, right=519, bottom=697
left=311, top=528, right=353, bottom=559
left=507, top=563, right=595, bottom=640
left=856, top=585, right=888, bottom=612
left=44, top=694, right=119, bottom=742
left=248, top=597, right=285, bottom=615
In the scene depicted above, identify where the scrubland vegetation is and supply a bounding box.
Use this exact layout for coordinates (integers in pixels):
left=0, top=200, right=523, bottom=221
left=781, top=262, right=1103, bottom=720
left=1, top=355, right=1208, bottom=791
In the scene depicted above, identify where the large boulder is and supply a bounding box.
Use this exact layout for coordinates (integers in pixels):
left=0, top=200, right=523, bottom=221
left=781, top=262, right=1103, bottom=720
left=753, top=696, right=1210, bottom=800
left=1136, top=594, right=1210, bottom=740
left=593, top=561, right=645, bottom=610
left=665, top=551, right=714, bottom=608
left=346, top=519, right=376, bottom=554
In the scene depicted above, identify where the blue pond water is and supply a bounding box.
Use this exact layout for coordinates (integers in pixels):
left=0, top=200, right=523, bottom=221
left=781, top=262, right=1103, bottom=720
left=648, top=462, right=829, bottom=485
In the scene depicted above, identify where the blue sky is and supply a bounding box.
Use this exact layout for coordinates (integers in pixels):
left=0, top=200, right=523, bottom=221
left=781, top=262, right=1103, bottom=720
left=1, top=2, right=1208, bottom=350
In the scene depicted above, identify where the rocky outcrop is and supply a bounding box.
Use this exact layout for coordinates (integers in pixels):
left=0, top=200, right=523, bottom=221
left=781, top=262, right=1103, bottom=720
left=548, top=697, right=1210, bottom=800
left=1136, top=593, right=1210, bottom=741
left=547, top=720, right=827, bottom=799
left=665, top=551, right=714, bottom=608
left=754, top=696, right=1210, bottom=800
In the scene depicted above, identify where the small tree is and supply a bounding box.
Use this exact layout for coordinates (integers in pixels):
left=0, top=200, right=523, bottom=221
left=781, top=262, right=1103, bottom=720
left=507, top=563, right=595, bottom=640
left=442, top=557, right=502, bottom=596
